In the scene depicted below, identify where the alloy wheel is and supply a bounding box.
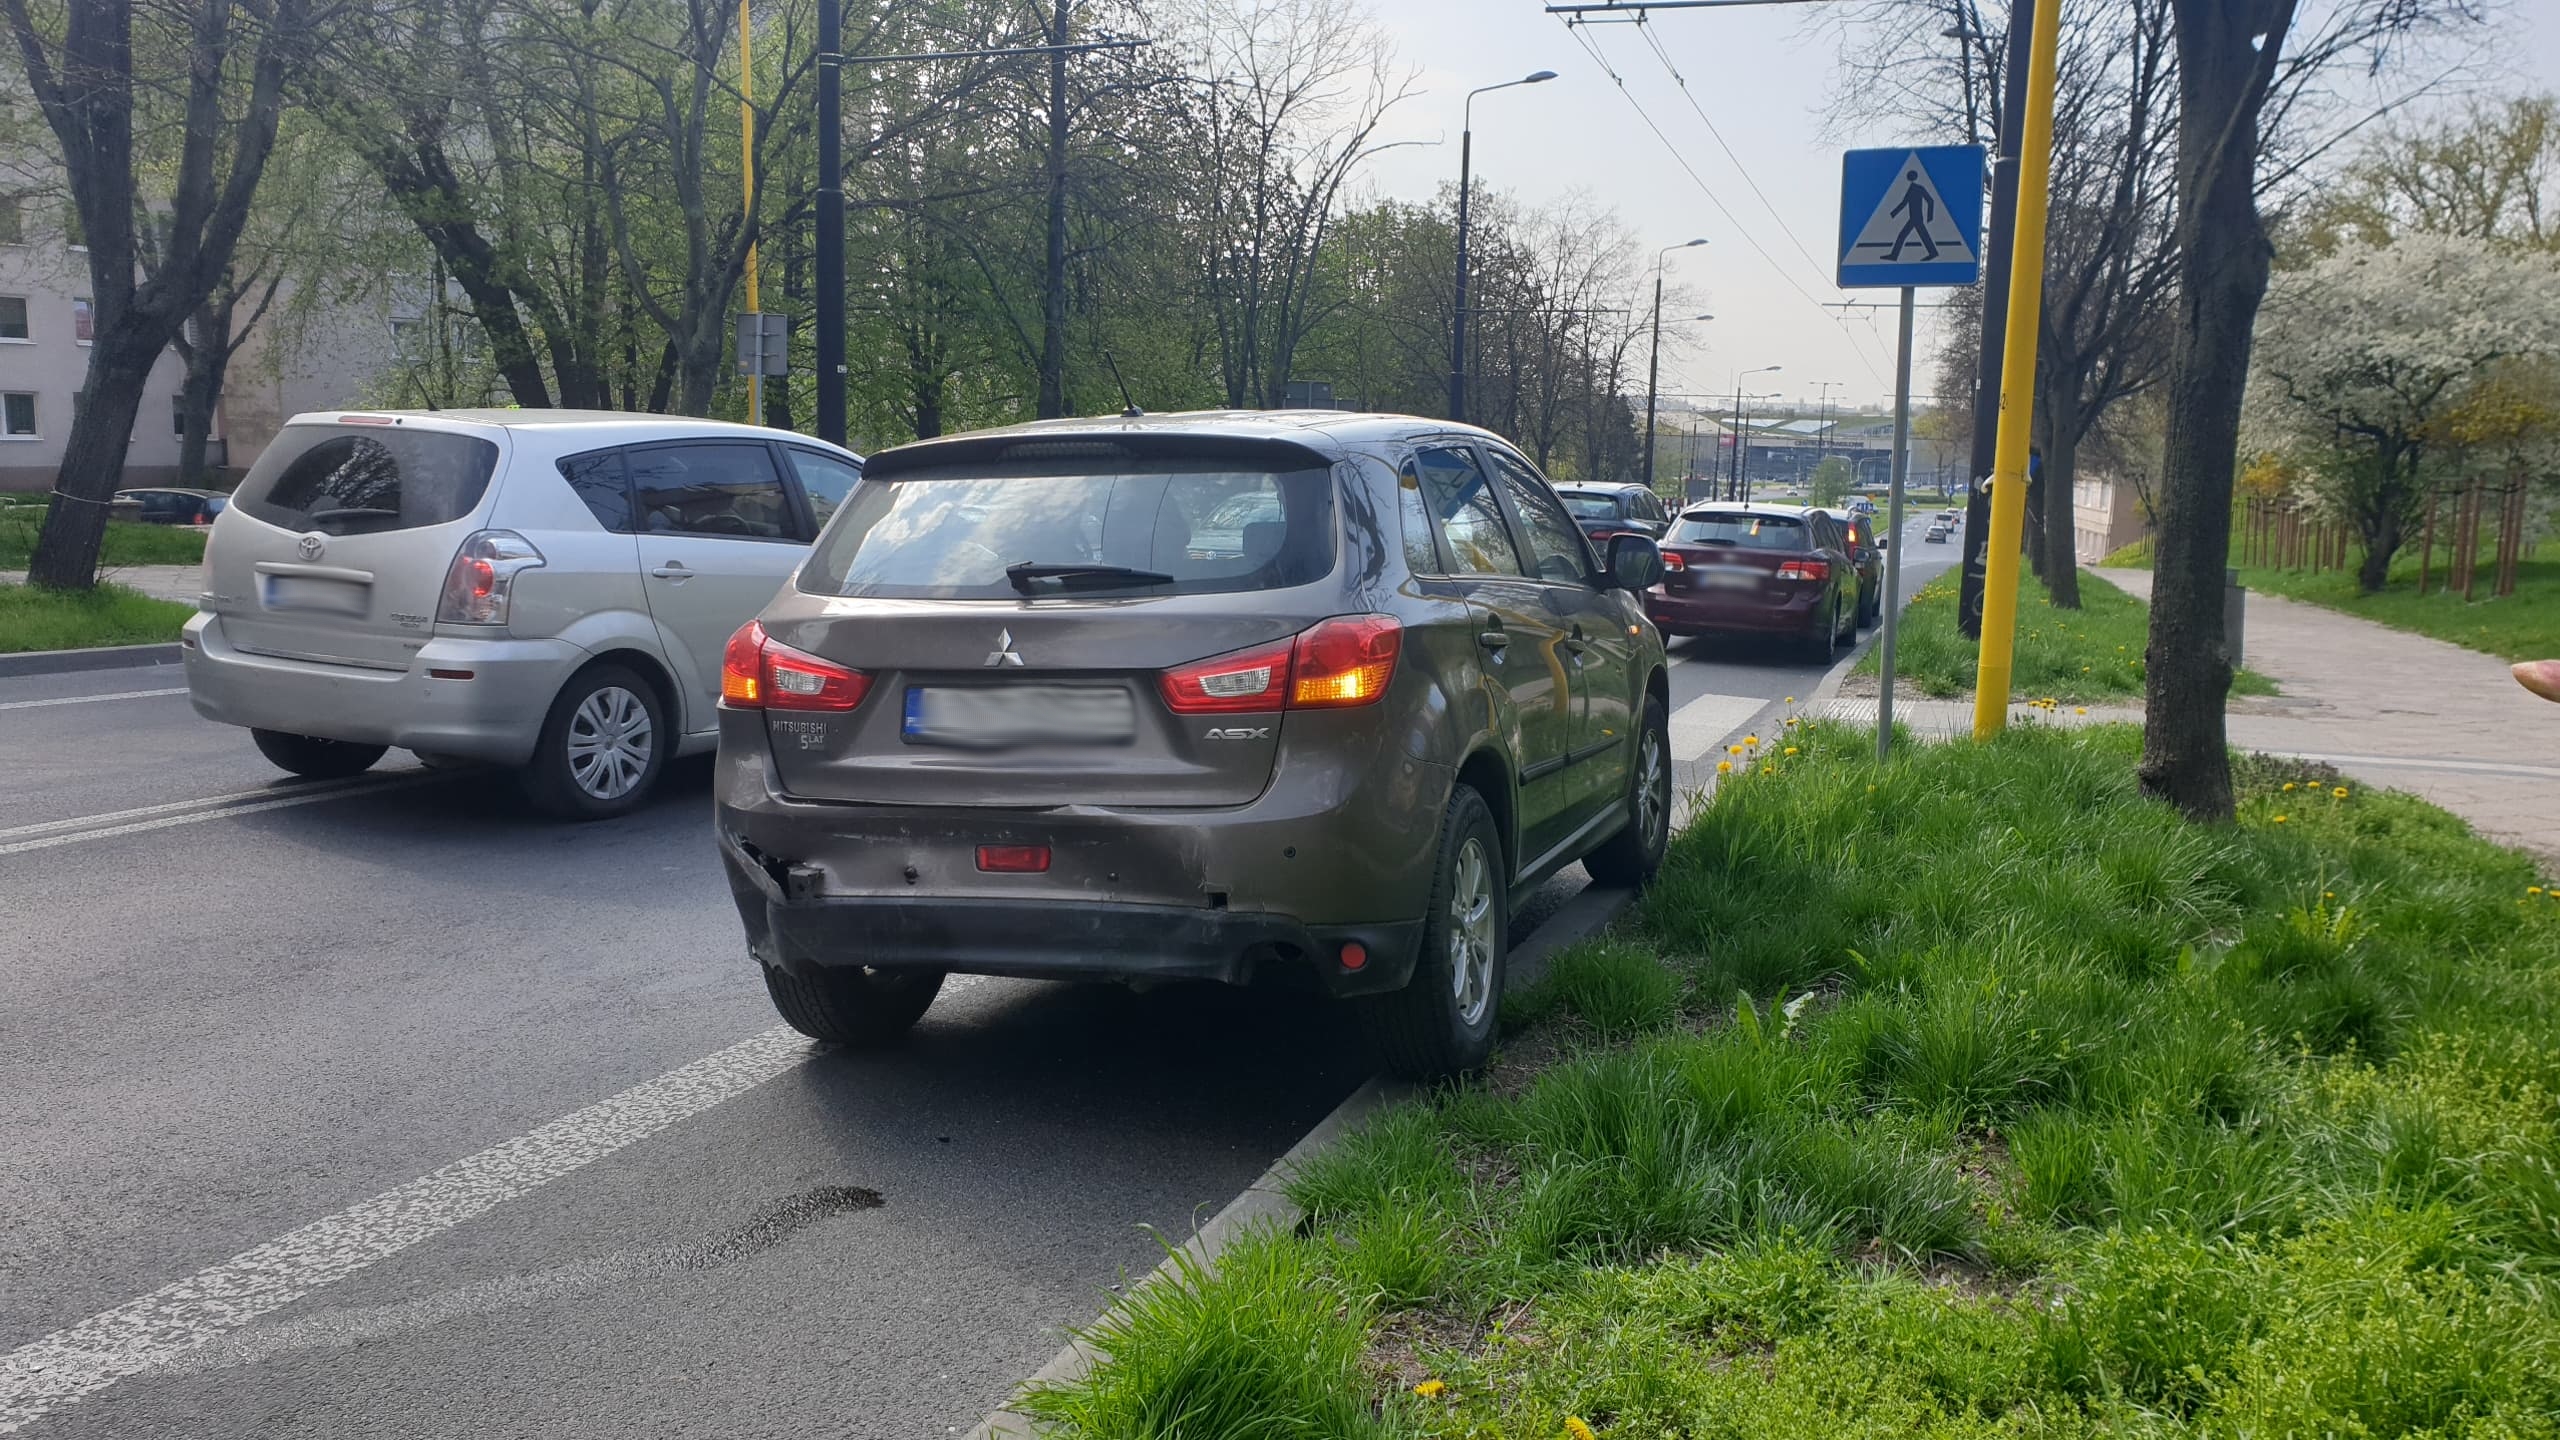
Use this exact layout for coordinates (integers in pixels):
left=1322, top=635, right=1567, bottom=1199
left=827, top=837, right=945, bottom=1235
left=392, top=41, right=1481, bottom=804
left=1447, top=836, right=1497, bottom=1027
left=567, top=685, right=654, bottom=800
left=1634, top=726, right=1668, bottom=852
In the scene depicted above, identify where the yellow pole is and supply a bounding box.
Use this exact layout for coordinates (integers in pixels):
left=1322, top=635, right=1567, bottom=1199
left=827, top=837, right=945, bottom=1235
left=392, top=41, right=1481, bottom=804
left=739, top=0, right=760, bottom=424
left=1970, top=0, right=2063, bottom=740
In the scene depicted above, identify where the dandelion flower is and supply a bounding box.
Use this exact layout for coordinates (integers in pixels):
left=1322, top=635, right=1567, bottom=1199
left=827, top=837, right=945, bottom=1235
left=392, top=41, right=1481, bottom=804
left=1784, top=746, right=1799, bottom=756
left=2332, top=786, right=2350, bottom=799
left=1414, top=1380, right=1447, bottom=1398
left=1784, top=695, right=1796, bottom=704
left=2273, top=814, right=2289, bottom=824
left=1729, top=744, right=1745, bottom=756
left=2282, top=782, right=2297, bottom=792
left=1746, top=734, right=1760, bottom=746
left=2531, top=887, right=2545, bottom=897
left=2075, top=706, right=2087, bottom=715
left=1567, top=1420, right=1598, bottom=1440
left=1718, top=760, right=1734, bottom=774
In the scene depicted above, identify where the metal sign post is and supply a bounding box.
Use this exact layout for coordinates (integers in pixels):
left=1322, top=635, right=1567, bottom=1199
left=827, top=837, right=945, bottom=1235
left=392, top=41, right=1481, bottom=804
left=1837, top=144, right=1984, bottom=759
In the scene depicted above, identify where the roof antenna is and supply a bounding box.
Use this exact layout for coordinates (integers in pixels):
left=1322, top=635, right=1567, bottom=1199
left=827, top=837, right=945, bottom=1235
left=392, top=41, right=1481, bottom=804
left=1102, top=352, right=1143, bottom=418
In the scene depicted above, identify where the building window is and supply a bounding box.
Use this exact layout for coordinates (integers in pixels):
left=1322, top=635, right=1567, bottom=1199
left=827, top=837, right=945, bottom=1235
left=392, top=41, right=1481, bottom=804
left=0, top=295, right=25, bottom=340
left=3, top=392, right=36, bottom=437
left=0, top=196, right=21, bottom=246
left=63, top=202, right=84, bottom=251
left=72, top=297, right=92, bottom=344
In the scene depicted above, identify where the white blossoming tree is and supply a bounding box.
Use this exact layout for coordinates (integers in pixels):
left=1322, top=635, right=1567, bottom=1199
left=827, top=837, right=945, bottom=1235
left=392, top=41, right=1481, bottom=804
left=2248, top=235, right=2560, bottom=592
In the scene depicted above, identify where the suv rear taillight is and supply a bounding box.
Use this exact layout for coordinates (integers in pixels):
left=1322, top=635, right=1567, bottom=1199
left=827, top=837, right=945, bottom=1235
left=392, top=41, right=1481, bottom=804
left=721, top=621, right=873, bottom=711
left=436, top=530, right=545, bottom=625
left=1775, top=559, right=1831, bottom=582
left=1160, top=614, right=1403, bottom=714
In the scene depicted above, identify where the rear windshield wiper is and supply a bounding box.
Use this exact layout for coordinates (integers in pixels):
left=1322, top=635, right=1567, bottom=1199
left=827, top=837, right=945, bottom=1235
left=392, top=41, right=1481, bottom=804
left=1004, top=561, right=1176, bottom=594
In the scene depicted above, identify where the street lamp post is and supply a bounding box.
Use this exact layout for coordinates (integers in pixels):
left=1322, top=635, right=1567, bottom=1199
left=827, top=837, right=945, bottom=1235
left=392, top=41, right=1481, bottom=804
left=1642, top=237, right=1708, bottom=490
left=1728, top=364, right=1781, bottom=500
left=1449, top=70, right=1556, bottom=424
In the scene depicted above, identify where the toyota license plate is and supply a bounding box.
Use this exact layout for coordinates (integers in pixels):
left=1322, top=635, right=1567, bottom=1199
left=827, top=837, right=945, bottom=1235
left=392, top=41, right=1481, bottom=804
left=261, top=574, right=371, bottom=616
left=903, top=685, right=1137, bottom=747
left=1700, top=567, right=1761, bottom=590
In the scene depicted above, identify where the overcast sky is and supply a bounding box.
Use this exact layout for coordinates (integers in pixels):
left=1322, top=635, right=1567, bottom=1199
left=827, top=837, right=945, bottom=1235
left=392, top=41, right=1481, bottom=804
left=1352, top=0, right=2560, bottom=414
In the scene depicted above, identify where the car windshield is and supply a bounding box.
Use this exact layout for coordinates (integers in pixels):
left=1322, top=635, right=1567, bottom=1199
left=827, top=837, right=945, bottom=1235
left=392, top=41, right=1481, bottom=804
left=1558, top=493, right=1622, bottom=520
left=797, top=458, right=1336, bottom=599
left=1672, top=512, right=1806, bottom=551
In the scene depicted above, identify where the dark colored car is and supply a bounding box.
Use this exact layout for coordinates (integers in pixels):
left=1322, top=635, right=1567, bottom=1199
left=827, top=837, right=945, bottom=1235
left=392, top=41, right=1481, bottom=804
left=1646, top=503, right=1863, bottom=662
left=1815, top=507, right=1885, bottom=626
left=115, top=487, right=226, bottom=524
left=1552, top=482, right=1672, bottom=547
left=714, top=411, right=1673, bottom=1078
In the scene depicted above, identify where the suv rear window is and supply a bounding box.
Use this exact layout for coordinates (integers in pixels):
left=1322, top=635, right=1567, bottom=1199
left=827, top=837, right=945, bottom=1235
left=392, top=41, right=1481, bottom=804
left=1559, top=492, right=1622, bottom=520
left=233, top=425, right=499, bottom=536
left=797, top=459, right=1335, bottom=599
left=1673, top=512, right=1807, bottom=551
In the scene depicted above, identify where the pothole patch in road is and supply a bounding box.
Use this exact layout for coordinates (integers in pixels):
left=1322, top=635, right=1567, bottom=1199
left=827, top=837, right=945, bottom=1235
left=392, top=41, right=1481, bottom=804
left=156, top=1185, right=885, bottom=1376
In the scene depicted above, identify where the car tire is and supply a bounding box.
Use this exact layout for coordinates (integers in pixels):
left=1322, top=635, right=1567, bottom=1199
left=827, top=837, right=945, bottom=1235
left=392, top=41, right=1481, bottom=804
left=521, top=663, right=668, bottom=821
left=762, top=962, right=946, bottom=1047
left=251, top=729, right=387, bottom=780
left=1358, top=784, right=1507, bottom=1080
left=1802, top=600, right=1839, bottom=663
left=1582, top=693, right=1671, bottom=889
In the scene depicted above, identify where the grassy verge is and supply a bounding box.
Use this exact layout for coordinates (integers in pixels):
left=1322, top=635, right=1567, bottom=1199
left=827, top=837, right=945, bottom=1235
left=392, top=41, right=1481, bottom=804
left=0, top=581, right=196, bottom=652
left=0, top=504, right=211, bottom=569
left=1857, top=565, right=2275, bottom=703
left=2093, top=531, right=2557, bottom=663
left=1018, top=723, right=2560, bottom=1439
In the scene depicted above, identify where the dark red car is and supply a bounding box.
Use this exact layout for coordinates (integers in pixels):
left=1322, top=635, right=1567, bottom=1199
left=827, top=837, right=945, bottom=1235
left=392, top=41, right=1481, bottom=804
left=1645, top=504, right=1864, bottom=662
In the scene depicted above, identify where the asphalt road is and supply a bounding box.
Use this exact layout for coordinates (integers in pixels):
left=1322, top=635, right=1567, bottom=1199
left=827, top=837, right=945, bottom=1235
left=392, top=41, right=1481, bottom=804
left=0, top=509, right=1955, bottom=1438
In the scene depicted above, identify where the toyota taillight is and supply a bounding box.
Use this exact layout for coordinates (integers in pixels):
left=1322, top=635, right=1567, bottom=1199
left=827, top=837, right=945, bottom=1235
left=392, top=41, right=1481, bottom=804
left=1775, top=559, right=1831, bottom=582
left=1660, top=552, right=1687, bottom=572
left=436, top=530, right=545, bottom=625
left=1160, top=615, right=1403, bottom=715
left=720, top=621, right=872, bottom=711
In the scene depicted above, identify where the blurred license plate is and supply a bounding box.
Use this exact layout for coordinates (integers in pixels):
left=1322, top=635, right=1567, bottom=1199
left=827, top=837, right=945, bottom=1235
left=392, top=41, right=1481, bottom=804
left=261, top=575, right=370, bottom=616
left=1699, top=567, right=1761, bottom=589
left=903, top=685, right=1136, bottom=747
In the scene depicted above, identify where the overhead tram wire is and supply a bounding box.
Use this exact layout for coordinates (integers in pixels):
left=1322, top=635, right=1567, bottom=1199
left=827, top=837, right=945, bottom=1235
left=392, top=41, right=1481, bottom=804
left=1632, top=21, right=1836, bottom=285
left=1557, top=19, right=1889, bottom=386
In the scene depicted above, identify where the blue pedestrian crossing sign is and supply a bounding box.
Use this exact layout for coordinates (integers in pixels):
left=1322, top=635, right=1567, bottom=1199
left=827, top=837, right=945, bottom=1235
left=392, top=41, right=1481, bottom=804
left=1837, top=145, right=1984, bottom=288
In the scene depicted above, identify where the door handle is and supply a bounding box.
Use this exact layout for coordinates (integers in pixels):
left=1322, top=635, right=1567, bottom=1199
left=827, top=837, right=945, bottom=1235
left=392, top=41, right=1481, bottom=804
left=1476, top=628, right=1510, bottom=654
left=649, top=561, right=691, bottom=581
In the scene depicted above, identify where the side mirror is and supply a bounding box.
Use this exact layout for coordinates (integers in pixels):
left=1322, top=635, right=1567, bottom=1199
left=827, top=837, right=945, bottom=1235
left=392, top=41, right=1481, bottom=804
left=1876, top=536, right=1889, bottom=551
left=1606, top=532, right=1665, bottom=592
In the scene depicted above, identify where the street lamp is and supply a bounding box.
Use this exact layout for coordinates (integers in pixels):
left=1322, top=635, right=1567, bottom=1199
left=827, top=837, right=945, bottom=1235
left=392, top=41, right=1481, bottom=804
left=1642, top=237, right=1709, bottom=490
left=1449, top=69, right=1557, bottom=424
left=1729, top=364, right=1781, bottom=499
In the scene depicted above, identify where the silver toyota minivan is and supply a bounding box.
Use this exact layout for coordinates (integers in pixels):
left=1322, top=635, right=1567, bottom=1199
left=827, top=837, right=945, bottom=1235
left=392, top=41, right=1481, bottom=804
left=185, top=410, right=863, bottom=817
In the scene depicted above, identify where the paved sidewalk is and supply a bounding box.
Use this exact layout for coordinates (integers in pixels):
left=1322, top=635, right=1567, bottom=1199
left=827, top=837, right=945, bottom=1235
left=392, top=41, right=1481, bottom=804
left=1, top=563, right=198, bottom=603
left=1816, top=568, right=2560, bottom=866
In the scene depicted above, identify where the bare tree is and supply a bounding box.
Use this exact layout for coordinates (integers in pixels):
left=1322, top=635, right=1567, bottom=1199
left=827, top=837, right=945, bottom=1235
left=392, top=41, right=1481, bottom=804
left=5, top=0, right=319, bottom=588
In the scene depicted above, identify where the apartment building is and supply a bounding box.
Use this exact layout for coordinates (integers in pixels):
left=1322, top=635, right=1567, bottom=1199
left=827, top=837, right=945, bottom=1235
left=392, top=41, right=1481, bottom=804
left=0, top=194, right=191, bottom=493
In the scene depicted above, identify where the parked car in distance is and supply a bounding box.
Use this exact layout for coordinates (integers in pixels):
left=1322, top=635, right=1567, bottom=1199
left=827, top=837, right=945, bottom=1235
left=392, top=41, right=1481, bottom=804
left=115, top=487, right=228, bottom=525
left=185, top=410, right=864, bottom=818
left=1815, top=506, right=1885, bottom=626
left=1646, top=503, right=1863, bottom=662
left=1925, top=522, right=1952, bottom=543
left=713, top=410, right=1672, bottom=1079
left=1552, top=481, right=1672, bottom=546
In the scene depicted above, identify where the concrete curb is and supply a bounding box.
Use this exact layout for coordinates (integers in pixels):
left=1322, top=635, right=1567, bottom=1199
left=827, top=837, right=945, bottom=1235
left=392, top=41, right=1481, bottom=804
left=960, top=883, right=1640, bottom=1439
left=0, top=642, right=183, bottom=679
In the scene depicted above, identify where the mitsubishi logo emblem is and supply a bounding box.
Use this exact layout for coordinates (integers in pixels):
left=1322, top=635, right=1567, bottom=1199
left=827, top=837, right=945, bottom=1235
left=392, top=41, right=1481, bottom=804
left=984, top=628, right=1025, bottom=667
left=296, top=534, right=326, bottom=562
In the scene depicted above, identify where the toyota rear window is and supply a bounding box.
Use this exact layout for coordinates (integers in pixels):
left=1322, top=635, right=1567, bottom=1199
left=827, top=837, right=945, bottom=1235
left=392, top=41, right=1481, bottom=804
left=1673, top=512, right=1807, bottom=551
left=796, top=459, right=1336, bottom=599
left=232, top=425, right=499, bottom=536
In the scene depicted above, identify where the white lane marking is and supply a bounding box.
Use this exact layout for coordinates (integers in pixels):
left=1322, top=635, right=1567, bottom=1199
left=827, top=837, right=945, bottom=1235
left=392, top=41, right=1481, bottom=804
left=0, top=976, right=990, bottom=1430
left=0, top=687, right=188, bottom=712
left=0, top=773, right=444, bottom=856
left=0, top=773, right=412, bottom=843
left=0, top=1027, right=810, bottom=1432
left=1668, top=691, right=1772, bottom=763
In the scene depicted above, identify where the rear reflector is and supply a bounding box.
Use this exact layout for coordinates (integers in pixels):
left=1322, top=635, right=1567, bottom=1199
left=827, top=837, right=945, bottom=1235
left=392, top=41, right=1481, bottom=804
left=976, top=844, right=1051, bottom=873
left=1339, top=941, right=1368, bottom=971
left=427, top=668, right=475, bottom=680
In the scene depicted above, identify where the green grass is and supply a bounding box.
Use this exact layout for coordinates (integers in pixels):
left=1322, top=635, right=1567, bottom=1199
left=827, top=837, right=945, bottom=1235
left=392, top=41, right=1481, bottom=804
left=0, top=505, right=210, bottom=569
left=1021, top=725, right=2560, bottom=1439
left=1858, top=564, right=2276, bottom=703
left=2094, top=525, right=2557, bottom=663
left=0, top=581, right=195, bottom=652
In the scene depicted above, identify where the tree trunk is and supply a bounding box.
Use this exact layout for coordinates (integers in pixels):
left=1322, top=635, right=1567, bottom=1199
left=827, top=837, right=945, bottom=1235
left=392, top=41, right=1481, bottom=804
left=27, top=335, right=158, bottom=588
left=1037, top=0, right=1070, bottom=418
left=2043, top=412, right=2085, bottom=608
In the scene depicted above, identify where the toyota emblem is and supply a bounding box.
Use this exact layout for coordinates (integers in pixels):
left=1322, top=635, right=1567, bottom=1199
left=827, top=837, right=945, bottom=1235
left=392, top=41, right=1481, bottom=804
left=297, top=534, right=325, bottom=561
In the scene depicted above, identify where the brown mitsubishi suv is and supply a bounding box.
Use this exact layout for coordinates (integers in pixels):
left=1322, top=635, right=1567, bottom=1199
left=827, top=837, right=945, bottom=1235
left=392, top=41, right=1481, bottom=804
left=713, top=411, right=1670, bottom=1077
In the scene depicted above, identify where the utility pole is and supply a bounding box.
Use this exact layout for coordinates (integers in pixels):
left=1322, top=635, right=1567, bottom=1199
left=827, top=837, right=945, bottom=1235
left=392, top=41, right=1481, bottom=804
left=815, top=0, right=844, bottom=444
left=1449, top=71, right=1557, bottom=423
left=1957, top=0, right=2037, bottom=638
left=1642, top=237, right=1707, bottom=490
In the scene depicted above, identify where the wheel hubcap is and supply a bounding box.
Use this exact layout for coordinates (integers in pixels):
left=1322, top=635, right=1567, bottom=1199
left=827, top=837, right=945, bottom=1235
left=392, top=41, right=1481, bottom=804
left=1447, top=837, right=1497, bottom=1028
left=567, top=686, right=654, bottom=800
left=1636, top=729, right=1668, bottom=849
